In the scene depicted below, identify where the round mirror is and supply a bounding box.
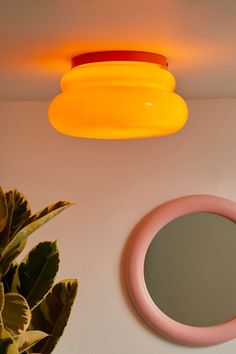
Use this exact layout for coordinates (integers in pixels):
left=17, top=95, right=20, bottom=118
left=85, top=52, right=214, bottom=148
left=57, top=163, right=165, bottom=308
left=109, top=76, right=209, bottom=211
left=126, top=195, right=236, bottom=346
left=144, top=212, right=236, bottom=327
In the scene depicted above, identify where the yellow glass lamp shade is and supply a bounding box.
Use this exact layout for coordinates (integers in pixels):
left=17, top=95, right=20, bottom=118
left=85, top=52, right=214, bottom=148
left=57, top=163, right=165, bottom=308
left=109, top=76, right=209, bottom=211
left=48, top=51, right=188, bottom=139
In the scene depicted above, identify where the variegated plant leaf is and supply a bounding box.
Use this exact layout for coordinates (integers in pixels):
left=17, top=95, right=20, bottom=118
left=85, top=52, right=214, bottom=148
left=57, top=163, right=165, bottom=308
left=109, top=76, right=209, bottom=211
left=0, top=191, right=14, bottom=251
left=0, top=282, right=5, bottom=325
left=0, top=327, right=19, bottom=354
left=2, top=293, right=31, bottom=336
left=0, top=187, right=8, bottom=233
left=0, top=190, right=31, bottom=252
left=5, top=190, right=31, bottom=240
left=14, top=331, right=48, bottom=353
left=20, top=201, right=72, bottom=229
left=0, top=189, right=31, bottom=273
left=12, top=242, right=59, bottom=309
left=1, top=240, right=27, bottom=276
left=2, top=263, right=18, bottom=293
left=31, top=279, right=78, bottom=354
left=9, top=190, right=31, bottom=237
left=1, top=201, right=71, bottom=275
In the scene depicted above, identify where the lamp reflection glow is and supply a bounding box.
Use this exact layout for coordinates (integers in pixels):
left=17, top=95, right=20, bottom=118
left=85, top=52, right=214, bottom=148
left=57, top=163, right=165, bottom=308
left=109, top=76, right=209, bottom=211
left=48, top=51, right=188, bottom=139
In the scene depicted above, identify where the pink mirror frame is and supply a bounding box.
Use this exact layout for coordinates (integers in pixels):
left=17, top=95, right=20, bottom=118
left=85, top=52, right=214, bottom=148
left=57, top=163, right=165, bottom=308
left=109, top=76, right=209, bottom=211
left=126, top=195, right=236, bottom=346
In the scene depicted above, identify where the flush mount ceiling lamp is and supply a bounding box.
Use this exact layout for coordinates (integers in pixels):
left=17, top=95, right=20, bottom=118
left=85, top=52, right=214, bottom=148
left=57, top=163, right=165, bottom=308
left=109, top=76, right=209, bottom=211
left=48, top=51, right=188, bottom=139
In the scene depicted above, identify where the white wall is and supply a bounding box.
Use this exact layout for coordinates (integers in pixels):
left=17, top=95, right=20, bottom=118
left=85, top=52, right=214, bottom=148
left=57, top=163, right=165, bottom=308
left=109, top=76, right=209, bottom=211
left=1, top=99, right=236, bottom=354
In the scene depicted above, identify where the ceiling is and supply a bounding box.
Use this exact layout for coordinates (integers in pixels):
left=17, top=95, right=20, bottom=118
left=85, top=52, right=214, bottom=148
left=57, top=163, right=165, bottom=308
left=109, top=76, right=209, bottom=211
left=0, top=0, right=236, bottom=100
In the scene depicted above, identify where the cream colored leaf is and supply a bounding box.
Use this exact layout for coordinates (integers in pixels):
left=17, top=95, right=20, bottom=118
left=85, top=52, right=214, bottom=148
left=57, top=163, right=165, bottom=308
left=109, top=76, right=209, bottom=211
left=0, top=187, right=8, bottom=233
left=0, top=282, right=5, bottom=316
left=14, top=330, right=48, bottom=353
left=0, top=327, right=19, bottom=354
left=2, top=293, right=31, bottom=336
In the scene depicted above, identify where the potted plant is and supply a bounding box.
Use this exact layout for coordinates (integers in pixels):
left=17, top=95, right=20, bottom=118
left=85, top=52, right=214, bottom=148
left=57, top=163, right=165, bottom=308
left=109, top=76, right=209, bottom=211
left=0, top=186, right=78, bottom=354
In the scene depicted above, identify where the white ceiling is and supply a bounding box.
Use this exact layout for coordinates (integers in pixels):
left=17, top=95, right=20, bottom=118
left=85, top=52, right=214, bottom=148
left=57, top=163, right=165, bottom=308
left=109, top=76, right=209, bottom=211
left=0, top=0, right=236, bottom=100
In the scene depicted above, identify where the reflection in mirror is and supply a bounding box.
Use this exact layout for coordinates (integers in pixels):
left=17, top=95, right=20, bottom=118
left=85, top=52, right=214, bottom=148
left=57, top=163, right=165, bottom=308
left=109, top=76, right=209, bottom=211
left=144, top=212, right=236, bottom=327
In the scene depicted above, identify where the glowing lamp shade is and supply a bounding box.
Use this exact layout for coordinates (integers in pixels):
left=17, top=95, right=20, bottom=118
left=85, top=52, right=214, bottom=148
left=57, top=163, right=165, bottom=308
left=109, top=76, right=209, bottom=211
left=48, top=51, right=188, bottom=139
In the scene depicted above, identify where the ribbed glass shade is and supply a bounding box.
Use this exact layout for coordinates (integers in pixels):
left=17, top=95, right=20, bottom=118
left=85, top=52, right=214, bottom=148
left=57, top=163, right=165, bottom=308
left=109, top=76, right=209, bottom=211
left=48, top=51, right=188, bottom=139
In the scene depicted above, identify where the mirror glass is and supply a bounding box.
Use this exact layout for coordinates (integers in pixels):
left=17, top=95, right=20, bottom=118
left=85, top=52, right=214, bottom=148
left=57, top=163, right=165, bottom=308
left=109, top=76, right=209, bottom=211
left=144, top=212, right=236, bottom=327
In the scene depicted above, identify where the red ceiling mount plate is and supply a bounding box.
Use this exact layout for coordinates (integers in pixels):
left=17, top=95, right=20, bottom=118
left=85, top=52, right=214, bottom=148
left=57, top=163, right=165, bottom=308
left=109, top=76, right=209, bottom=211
left=71, top=51, right=168, bottom=69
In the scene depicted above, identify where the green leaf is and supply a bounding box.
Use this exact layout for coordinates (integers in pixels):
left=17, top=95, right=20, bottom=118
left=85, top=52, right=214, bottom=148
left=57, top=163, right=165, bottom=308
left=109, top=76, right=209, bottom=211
left=1, top=241, right=27, bottom=277
left=1, top=201, right=71, bottom=275
left=2, top=263, right=18, bottom=293
left=12, top=242, right=59, bottom=310
left=6, top=190, right=31, bottom=240
left=0, top=190, right=31, bottom=252
left=0, top=282, right=5, bottom=312
left=21, top=201, right=72, bottom=229
left=0, top=187, right=8, bottom=233
left=31, top=279, right=78, bottom=354
left=0, top=282, right=5, bottom=325
left=2, top=293, right=31, bottom=336
left=15, top=331, right=48, bottom=353
left=0, top=190, right=31, bottom=274
left=0, top=327, right=19, bottom=354
left=0, top=192, right=14, bottom=251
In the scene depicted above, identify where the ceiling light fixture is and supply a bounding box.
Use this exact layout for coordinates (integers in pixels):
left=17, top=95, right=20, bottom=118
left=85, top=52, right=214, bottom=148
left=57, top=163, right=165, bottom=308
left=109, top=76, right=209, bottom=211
left=48, top=51, right=188, bottom=139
